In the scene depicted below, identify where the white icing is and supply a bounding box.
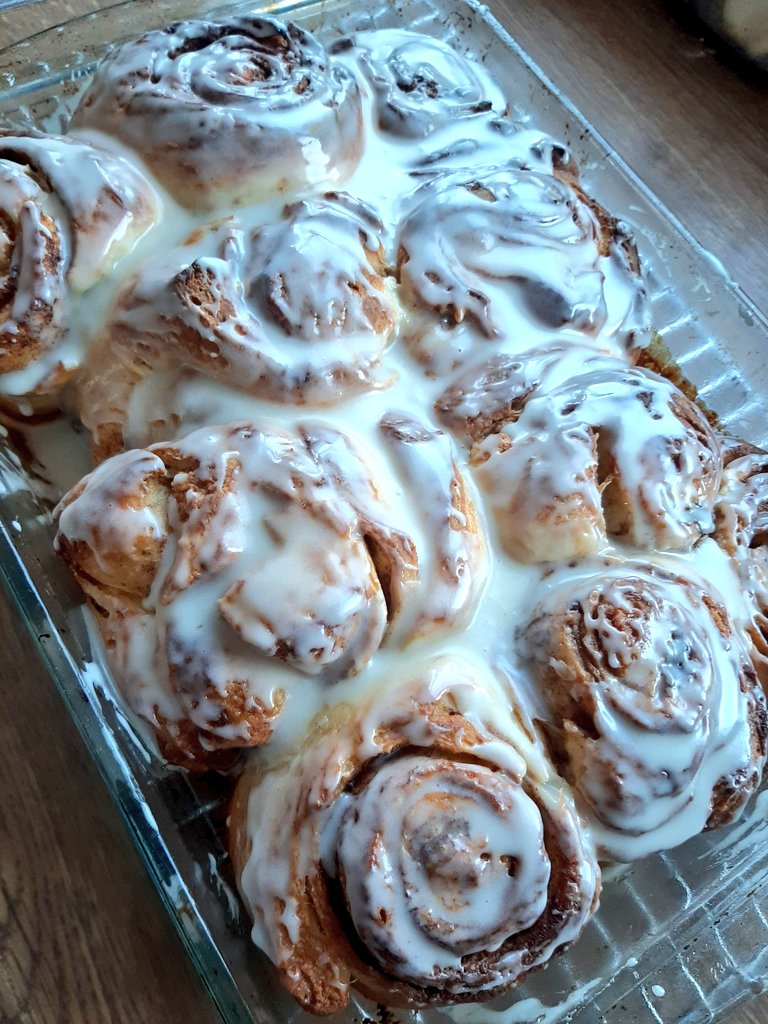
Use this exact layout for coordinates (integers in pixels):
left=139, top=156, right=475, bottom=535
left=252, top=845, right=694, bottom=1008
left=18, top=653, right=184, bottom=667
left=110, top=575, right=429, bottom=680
left=0, top=132, right=159, bottom=292
left=434, top=341, right=626, bottom=442
left=70, top=16, right=363, bottom=211
left=333, top=29, right=507, bottom=139
left=79, top=192, right=399, bottom=426
left=375, top=413, right=489, bottom=642
left=334, top=756, right=550, bottom=967
left=54, top=418, right=487, bottom=753
left=73, top=36, right=586, bottom=452
left=396, top=165, right=649, bottom=376
left=521, top=559, right=766, bottom=862
left=236, top=656, right=598, bottom=998
left=473, top=366, right=722, bottom=562
left=4, top=17, right=760, bottom=1015
left=0, top=132, right=160, bottom=397
left=447, top=974, right=604, bottom=1024
left=54, top=448, right=166, bottom=575
left=715, top=451, right=768, bottom=677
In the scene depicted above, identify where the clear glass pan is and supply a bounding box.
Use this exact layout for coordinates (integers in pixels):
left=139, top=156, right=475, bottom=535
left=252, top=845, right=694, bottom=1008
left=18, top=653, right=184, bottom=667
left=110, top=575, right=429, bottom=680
left=1, top=1, right=768, bottom=1022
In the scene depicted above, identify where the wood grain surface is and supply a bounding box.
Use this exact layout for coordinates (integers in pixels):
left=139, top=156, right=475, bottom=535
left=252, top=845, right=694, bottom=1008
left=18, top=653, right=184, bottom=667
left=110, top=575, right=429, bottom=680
left=0, top=1, right=767, bottom=1022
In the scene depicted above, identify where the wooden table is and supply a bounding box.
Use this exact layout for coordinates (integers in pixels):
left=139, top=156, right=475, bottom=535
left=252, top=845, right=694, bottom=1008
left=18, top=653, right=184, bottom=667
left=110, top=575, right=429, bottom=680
left=0, top=0, right=767, bottom=1021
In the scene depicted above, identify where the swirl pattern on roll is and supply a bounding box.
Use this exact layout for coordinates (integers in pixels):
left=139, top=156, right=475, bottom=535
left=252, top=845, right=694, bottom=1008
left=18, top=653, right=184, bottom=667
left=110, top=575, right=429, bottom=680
left=71, top=16, right=363, bottom=210
left=331, top=29, right=506, bottom=140
left=715, top=442, right=768, bottom=689
left=435, top=342, right=625, bottom=444
left=0, top=131, right=157, bottom=399
left=79, top=193, right=399, bottom=458
left=54, top=419, right=486, bottom=766
left=522, top=561, right=768, bottom=861
left=396, top=165, right=649, bottom=375
left=229, top=657, right=599, bottom=1013
left=305, top=415, right=488, bottom=645
left=472, top=366, right=722, bottom=562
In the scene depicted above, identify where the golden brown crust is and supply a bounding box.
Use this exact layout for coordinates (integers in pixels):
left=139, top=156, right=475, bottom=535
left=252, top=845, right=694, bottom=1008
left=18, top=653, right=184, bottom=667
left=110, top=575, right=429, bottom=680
left=70, top=17, right=363, bottom=211
left=713, top=446, right=768, bottom=690
left=523, top=563, right=768, bottom=860
left=79, top=194, right=400, bottom=458
left=635, top=333, right=721, bottom=428
left=471, top=365, right=722, bottom=563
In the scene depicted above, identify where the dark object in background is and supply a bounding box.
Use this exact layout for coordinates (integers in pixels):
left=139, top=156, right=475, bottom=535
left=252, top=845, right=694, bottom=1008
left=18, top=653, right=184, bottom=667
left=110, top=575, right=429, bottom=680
left=683, top=0, right=768, bottom=72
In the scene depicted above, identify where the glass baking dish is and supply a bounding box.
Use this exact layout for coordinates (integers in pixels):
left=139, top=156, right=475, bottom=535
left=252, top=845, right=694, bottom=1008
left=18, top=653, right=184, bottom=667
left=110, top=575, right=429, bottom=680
left=2, top=1, right=768, bottom=1022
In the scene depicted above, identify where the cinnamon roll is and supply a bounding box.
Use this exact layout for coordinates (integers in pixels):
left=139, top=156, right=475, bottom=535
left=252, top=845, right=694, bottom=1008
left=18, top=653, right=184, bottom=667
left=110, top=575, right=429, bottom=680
left=522, top=562, right=768, bottom=862
left=54, top=423, right=384, bottom=765
left=396, top=165, right=649, bottom=375
left=54, top=420, right=486, bottom=766
left=715, top=443, right=768, bottom=689
left=71, top=16, right=363, bottom=211
left=472, top=366, right=722, bottom=563
left=0, top=131, right=158, bottom=401
left=79, top=193, right=398, bottom=458
left=305, top=415, right=488, bottom=645
left=229, top=656, right=599, bottom=1013
left=435, top=342, right=625, bottom=444
left=331, top=30, right=506, bottom=139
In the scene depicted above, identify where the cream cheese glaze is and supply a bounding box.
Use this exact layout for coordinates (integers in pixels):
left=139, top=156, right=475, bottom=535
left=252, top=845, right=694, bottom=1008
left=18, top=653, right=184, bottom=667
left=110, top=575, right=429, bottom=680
left=230, top=656, right=599, bottom=1012
left=17, top=15, right=766, bottom=1016
left=521, top=559, right=767, bottom=862
left=396, top=165, right=649, bottom=376
left=329, top=29, right=507, bottom=139
left=70, top=16, right=364, bottom=211
left=78, top=191, right=400, bottom=457
left=472, top=364, right=722, bottom=562
left=54, top=417, right=488, bottom=760
left=0, top=130, right=159, bottom=401
left=74, top=149, right=628, bottom=453
left=715, top=445, right=768, bottom=689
